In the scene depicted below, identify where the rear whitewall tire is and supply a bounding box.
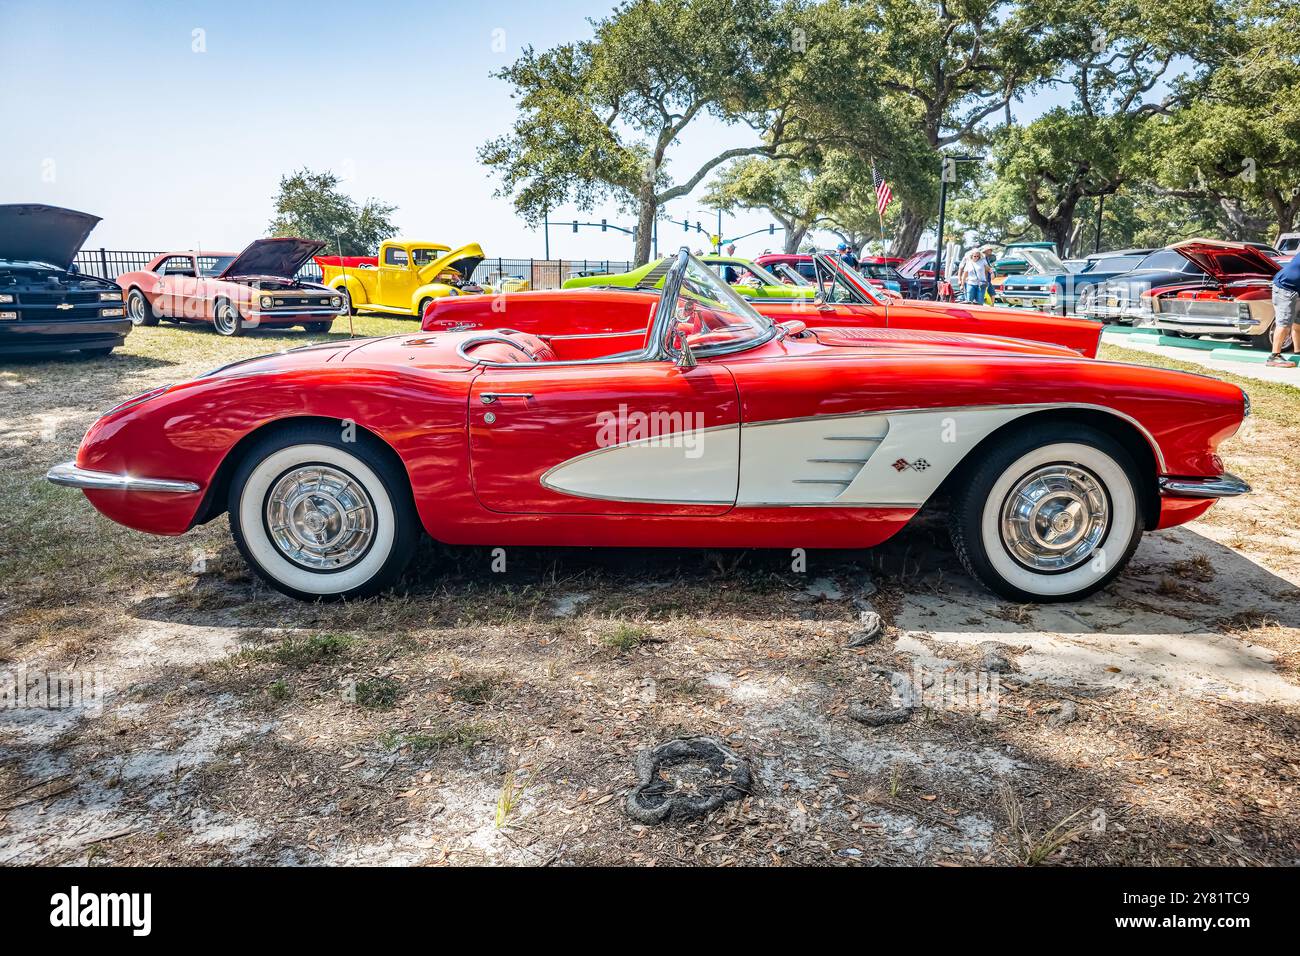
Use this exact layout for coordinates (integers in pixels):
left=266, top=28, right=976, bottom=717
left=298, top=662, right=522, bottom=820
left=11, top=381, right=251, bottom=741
left=228, top=427, right=419, bottom=600
left=950, top=427, right=1144, bottom=603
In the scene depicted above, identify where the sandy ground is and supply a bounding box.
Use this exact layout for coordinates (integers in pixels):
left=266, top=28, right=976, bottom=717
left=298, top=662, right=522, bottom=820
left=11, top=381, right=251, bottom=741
left=1, top=320, right=1298, bottom=866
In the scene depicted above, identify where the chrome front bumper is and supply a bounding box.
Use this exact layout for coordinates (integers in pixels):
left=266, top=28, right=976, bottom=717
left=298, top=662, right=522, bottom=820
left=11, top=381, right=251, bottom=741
left=1158, top=473, right=1251, bottom=499
left=46, top=462, right=200, bottom=494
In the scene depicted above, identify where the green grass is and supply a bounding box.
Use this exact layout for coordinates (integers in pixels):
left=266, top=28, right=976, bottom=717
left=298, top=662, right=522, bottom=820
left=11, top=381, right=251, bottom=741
left=230, top=633, right=354, bottom=669
left=601, top=622, right=651, bottom=652
left=354, top=676, right=400, bottom=710
left=402, top=723, right=492, bottom=753
left=450, top=677, right=497, bottom=706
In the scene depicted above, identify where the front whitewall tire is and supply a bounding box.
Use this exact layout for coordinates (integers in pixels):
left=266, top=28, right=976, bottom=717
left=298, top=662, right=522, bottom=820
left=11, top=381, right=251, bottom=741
left=979, top=443, right=1137, bottom=598
left=950, top=425, right=1145, bottom=603
left=227, top=425, right=419, bottom=601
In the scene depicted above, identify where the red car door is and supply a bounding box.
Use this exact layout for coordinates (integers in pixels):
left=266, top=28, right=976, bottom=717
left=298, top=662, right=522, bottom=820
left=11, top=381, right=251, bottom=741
left=467, top=360, right=740, bottom=516
left=153, top=255, right=202, bottom=320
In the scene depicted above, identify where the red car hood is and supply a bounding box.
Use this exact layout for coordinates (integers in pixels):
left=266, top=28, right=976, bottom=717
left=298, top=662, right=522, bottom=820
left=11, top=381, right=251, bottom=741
left=1169, top=239, right=1278, bottom=282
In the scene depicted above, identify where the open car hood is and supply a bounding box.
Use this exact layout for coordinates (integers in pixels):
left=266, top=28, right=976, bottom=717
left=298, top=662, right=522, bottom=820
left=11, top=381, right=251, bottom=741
left=417, top=242, right=486, bottom=285
left=219, top=237, right=325, bottom=279
left=0, top=204, right=101, bottom=269
left=1170, top=240, right=1278, bottom=282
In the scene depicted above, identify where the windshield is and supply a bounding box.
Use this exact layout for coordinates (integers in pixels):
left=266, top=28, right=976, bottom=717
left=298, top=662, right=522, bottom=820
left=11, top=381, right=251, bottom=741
left=1135, top=249, right=1193, bottom=271
left=705, top=259, right=784, bottom=289
left=770, top=262, right=811, bottom=285
left=819, top=255, right=886, bottom=305
left=665, top=253, right=775, bottom=354
left=412, top=247, right=450, bottom=267
left=898, top=255, right=934, bottom=277
left=1082, top=255, right=1142, bottom=274
left=197, top=256, right=236, bottom=277
left=1021, top=248, right=1066, bottom=273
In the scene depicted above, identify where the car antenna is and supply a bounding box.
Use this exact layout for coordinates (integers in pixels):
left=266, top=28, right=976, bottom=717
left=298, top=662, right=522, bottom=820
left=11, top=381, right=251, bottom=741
left=337, top=235, right=354, bottom=338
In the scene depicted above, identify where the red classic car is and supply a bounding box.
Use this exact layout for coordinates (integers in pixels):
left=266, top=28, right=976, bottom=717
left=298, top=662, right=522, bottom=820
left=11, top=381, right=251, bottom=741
left=116, top=238, right=345, bottom=336
left=1148, top=240, right=1280, bottom=348
left=429, top=251, right=1104, bottom=358
left=48, top=250, right=1247, bottom=604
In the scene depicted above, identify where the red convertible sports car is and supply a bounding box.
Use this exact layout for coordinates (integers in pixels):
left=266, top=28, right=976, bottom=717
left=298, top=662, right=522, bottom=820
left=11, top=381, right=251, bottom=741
left=116, top=238, right=345, bottom=336
left=427, top=250, right=1104, bottom=358
left=49, top=250, right=1248, bottom=604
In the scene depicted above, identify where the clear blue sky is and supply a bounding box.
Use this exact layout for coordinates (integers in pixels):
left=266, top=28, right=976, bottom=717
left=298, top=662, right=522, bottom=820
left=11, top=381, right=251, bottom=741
left=1, top=0, right=1085, bottom=259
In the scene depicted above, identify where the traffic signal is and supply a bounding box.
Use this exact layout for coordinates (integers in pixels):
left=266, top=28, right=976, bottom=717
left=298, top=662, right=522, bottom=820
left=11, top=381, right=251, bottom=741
left=572, top=221, right=578, bottom=233
left=601, top=219, right=607, bottom=232
left=769, top=223, right=775, bottom=234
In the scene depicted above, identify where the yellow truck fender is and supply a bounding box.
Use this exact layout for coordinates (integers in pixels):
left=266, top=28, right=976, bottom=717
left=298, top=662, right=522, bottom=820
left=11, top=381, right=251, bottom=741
left=329, top=274, right=369, bottom=305
left=412, top=283, right=458, bottom=314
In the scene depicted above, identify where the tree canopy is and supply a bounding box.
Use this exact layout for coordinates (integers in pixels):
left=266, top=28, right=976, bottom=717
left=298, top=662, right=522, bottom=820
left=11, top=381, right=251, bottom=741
left=267, top=169, right=397, bottom=256
left=483, top=0, right=1300, bottom=261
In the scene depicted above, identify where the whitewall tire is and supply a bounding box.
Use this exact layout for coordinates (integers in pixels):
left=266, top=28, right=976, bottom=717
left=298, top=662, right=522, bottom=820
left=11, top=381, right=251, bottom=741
left=950, top=425, right=1144, bottom=602
left=227, top=424, right=419, bottom=600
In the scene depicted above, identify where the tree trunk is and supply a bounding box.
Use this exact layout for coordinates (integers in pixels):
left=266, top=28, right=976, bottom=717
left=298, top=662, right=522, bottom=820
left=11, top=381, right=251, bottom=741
left=891, top=207, right=926, bottom=257
left=783, top=225, right=806, bottom=254
left=633, top=190, right=658, bottom=265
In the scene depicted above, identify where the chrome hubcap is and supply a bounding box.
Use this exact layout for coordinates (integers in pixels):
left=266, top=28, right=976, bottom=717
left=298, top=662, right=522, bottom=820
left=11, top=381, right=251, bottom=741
left=264, top=465, right=375, bottom=571
left=1000, top=464, right=1109, bottom=572
left=129, top=295, right=144, bottom=323
left=216, top=307, right=234, bottom=333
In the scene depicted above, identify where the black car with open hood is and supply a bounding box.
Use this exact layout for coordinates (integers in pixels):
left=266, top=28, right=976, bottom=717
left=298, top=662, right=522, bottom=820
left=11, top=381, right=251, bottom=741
left=0, top=204, right=129, bottom=357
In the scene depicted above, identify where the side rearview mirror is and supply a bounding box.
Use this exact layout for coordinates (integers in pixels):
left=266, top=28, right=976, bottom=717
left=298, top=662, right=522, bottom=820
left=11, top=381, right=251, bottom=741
left=671, top=323, right=697, bottom=369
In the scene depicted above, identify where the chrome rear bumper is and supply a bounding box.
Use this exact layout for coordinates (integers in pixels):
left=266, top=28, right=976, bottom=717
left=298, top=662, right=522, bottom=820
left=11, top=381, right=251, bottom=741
left=46, top=461, right=200, bottom=494
left=1158, top=473, right=1250, bottom=499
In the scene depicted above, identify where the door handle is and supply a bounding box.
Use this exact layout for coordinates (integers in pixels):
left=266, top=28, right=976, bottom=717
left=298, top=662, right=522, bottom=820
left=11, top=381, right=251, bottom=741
left=480, top=392, right=534, bottom=404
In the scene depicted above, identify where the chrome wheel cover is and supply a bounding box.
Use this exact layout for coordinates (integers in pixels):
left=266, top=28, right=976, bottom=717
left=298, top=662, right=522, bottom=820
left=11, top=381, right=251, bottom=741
left=215, top=305, right=236, bottom=334
left=128, top=293, right=145, bottom=324
left=999, top=464, right=1109, bottom=573
left=264, top=465, right=376, bottom=571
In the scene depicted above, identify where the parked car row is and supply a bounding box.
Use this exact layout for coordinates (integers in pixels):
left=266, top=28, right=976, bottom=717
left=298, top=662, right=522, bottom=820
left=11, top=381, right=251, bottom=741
left=0, top=204, right=502, bottom=357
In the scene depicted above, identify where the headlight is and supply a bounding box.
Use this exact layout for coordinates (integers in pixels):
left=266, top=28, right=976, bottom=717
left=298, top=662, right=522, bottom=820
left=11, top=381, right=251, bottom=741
left=0, top=294, right=14, bottom=304
left=100, top=307, right=124, bottom=317
left=331, top=296, right=342, bottom=308
left=260, top=296, right=274, bottom=309
left=98, top=291, right=122, bottom=301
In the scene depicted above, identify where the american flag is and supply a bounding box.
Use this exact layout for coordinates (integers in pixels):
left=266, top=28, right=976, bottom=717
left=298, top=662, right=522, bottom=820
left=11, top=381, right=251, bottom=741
left=872, top=165, right=893, bottom=216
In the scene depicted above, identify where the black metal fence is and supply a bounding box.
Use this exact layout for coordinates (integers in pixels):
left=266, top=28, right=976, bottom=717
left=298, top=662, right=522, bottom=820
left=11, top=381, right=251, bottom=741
left=73, top=249, right=635, bottom=291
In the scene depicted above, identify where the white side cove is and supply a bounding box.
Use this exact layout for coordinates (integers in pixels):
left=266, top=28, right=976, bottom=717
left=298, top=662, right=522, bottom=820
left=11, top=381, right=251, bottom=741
left=541, top=406, right=1053, bottom=508
left=540, top=427, right=741, bottom=505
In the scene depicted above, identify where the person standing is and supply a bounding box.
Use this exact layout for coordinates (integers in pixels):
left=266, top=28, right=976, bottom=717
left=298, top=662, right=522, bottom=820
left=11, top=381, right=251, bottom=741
left=965, top=249, right=991, bottom=304
left=837, top=242, right=860, bottom=269
left=1266, top=253, right=1300, bottom=368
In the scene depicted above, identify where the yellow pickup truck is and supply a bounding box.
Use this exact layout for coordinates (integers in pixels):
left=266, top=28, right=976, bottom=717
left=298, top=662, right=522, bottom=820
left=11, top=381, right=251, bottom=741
left=315, top=240, right=491, bottom=317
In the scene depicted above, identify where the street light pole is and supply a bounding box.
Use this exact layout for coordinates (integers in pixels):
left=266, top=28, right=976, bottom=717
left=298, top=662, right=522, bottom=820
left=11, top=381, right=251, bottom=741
left=1093, top=195, right=1105, bottom=254
left=934, top=153, right=984, bottom=288
left=543, top=206, right=550, bottom=260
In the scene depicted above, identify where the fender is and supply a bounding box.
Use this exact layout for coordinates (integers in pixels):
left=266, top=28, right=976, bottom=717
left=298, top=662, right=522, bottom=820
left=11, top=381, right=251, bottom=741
left=330, top=274, right=369, bottom=306
left=412, top=282, right=457, bottom=312
left=72, top=360, right=474, bottom=538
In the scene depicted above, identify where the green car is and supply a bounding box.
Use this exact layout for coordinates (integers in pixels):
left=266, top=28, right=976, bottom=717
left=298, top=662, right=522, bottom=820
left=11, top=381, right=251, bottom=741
left=563, top=255, right=814, bottom=300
